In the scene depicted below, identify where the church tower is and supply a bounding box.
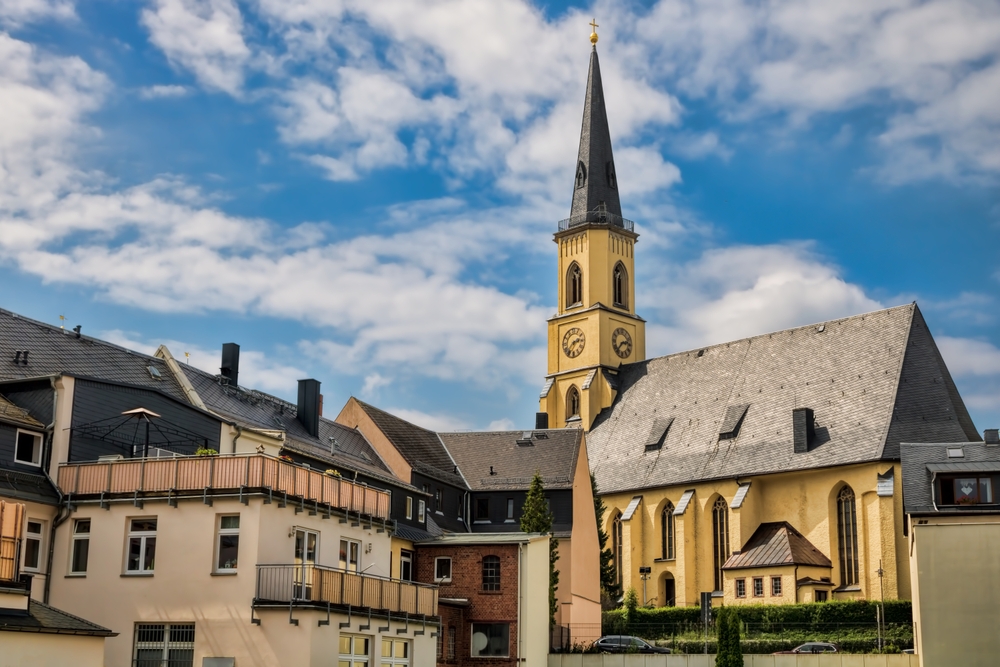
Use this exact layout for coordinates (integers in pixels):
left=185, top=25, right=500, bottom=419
left=540, top=25, right=646, bottom=430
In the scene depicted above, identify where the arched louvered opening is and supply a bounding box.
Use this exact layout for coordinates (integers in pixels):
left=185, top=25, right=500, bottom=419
left=566, top=385, right=581, bottom=420
left=613, top=262, right=628, bottom=308
left=566, top=262, right=583, bottom=307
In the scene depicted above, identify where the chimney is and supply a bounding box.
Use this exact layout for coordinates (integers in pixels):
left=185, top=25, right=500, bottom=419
left=535, top=412, right=549, bottom=430
left=220, top=343, right=240, bottom=386
left=297, top=379, right=321, bottom=438
left=792, top=408, right=815, bottom=454
left=985, top=429, right=999, bottom=446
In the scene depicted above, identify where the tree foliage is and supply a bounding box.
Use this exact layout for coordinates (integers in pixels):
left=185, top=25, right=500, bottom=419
left=715, top=607, right=743, bottom=667
left=521, top=470, right=560, bottom=627
left=591, top=473, right=619, bottom=605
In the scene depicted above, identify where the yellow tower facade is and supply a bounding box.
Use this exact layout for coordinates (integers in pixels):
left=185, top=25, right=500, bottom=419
left=541, top=40, right=646, bottom=430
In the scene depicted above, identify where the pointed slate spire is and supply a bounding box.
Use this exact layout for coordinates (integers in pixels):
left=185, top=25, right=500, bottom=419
left=570, top=46, right=622, bottom=221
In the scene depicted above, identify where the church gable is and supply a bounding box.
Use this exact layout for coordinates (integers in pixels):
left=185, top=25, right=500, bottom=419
left=881, top=306, right=979, bottom=458
left=588, top=304, right=946, bottom=495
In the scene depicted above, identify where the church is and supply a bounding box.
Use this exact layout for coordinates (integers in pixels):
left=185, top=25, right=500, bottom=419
left=541, top=30, right=980, bottom=608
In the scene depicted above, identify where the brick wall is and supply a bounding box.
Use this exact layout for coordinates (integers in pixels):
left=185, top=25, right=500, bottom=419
left=416, top=543, right=521, bottom=667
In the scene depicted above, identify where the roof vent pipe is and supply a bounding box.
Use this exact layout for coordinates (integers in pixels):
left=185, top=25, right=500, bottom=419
left=297, top=379, right=321, bottom=438
left=535, top=412, right=549, bottom=430
left=985, top=429, right=999, bottom=446
left=220, top=343, right=240, bottom=386
left=792, top=408, right=815, bottom=454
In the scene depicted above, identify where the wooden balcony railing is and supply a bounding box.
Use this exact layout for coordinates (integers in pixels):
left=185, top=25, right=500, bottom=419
left=56, top=454, right=391, bottom=521
left=255, top=564, right=438, bottom=617
left=0, top=500, right=24, bottom=582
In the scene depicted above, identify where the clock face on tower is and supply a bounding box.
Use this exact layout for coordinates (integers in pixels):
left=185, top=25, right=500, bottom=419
left=562, top=327, right=586, bottom=358
left=612, top=327, right=633, bottom=358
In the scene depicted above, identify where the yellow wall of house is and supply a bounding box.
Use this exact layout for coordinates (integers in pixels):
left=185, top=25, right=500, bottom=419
left=334, top=398, right=413, bottom=482
left=15, top=498, right=59, bottom=601
left=0, top=631, right=108, bottom=667
left=721, top=565, right=831, bottom=605
left=602, top=461, right=907, bottom=607
left=910, top=516, right=1000, bottom=667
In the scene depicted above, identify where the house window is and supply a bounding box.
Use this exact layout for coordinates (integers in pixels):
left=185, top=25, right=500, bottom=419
left=435, top=557, right=452, bottom=583
left=771, top=576, right=782, bottom=596
left=400, top=550, right=413, bottom=581
left=418, top=500, right=426, bottom=523
left=14, top=430, right=42, bottom=466
left=815, top=590, right=828, bottom=602
left=661, top=502, right=674, bottom=560
left=712, top=497, right=730, bottom=592
left=216, top=515, right=239, bottom=572
left=471, top=623, right=509, bottom=657
left=70, top=518, right=90, bottom=574
left=753, top=577, right=764, bottom=597
left=406, top=496, right=413, bottom=520
left=475, top=498, right=490, bottom=522
left=611, top=511, right=623, bottom=587
left=126, top=518, right=157, bottom=573
left=133, top=622, right=194, bottom=667
left=448, top=626, right=456, bottom=660
left=613, top=263, right=628, bottom=308
left=23, top=520, right=43, bottom=571
left=482, top=555, right=500, bottom=592
left=837, top=486, right=859, bottom=586
left=436, top=488, right=443, bottom=513
left=340, top=538, right=361, bottom=573
left=381, top=638, right=409, bottom=666
left=566, top=263, right=583, bottom=307
left=939, top=475, right=996, bottom=505
left=735, top=578, right=746, bottom=598
left=338, top=635, right=371, bottom=667
left=566, top=386, right=581, bottom=419
left=506, top=498, right=515, bottom=522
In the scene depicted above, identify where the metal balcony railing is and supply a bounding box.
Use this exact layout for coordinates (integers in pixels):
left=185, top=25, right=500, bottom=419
left=557, top=210, right=634, bottom=232
left=56, top=453, right=391, bottom=520
left=255, top=564, right=438, bottom=617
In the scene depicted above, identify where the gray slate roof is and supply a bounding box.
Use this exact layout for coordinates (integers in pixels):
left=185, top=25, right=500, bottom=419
left=722, top=521, right=832, bottom=570
left=0, top=469, right=58, bottom=505
left=439, top=429, right=583, bottom=491
left=570, top=47, right=621, bottom=219
left=589, top=304, right=978, bottom=494
left=0, top=394, right=44, bottom=430
left=900, top=441, right=1000, bottom=514
left=0, top=596, right=116, bottom=636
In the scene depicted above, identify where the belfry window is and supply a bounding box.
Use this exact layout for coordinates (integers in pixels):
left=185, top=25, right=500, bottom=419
left=661, top=502, right=674, bottom=560
left=712, top=497, right=730, bottom=592
left=613, top=263, right=627, bottom=309
left=837, top=486, right=860, bottom=586
left=566, top=386, right=581, bottom=420
left=575, top=162, right=586, bottom=189
left=567, top=263, right=583, bottom=307
left=611, top=511, right=623, bottom=587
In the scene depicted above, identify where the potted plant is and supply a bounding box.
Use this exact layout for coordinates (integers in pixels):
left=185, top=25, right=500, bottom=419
left=195, top=447, right=219, bottom=457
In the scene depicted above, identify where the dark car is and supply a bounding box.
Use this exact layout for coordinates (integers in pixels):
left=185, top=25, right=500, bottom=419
left=773, top=642, right=840, bottom=654
left=592, top=635, right=671, bottom=654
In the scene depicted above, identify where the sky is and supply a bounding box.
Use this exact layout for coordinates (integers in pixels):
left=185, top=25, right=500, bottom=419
left=1, top=0, right=999, bottom=433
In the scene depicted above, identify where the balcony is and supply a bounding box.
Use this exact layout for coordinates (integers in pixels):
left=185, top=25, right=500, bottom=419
left=557, top=209, right=634, bottom=233
left=56, top=453, right=391, bottom=521
left=255, top=564, right=438, bottom=619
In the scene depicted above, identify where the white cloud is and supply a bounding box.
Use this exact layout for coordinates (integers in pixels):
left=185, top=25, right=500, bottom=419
left=938, top=337, right=1000, bottom=378
left=382, top=407, right=469, bottom=432
left=360, top=373, right=391, bottom=398
left=487, top=418, right=515, bottom=431
left=139, top=84, right=190, bottom=99
left=141, top=0, right=250, bottom=95
left=0, top=0, right=74, bottom=26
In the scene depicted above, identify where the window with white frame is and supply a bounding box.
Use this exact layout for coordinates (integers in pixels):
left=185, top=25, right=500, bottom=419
left=505, top=498, right=515, bottom=522
left=381, top=638, right=409, bottom=666
left=14, top=430, right=42, bottom=466
left=406, top=496, right=413, bottom=520
left=70, top=518, right=90, bottom=574
left=418, top=500, right=426, bottom=523
left=339, top=634, right=371, bottom=667
left=400, top=550, right=413, bottom=581
left=340, top=538, right=360, bottom=573
left=23, top=520, right=43, bottom=571
left=215, top=515, right=239, bottom=572
left=434, top=556, right=452, bottom=583
left=126, top=518, right=157, bottom=573
left=133, top=622, right=194, bottom=667
left=471, top=623, right=509, bottom=657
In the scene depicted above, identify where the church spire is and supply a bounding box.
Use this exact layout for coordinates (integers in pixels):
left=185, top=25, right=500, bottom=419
left=570, top=33, right=622, bottom=221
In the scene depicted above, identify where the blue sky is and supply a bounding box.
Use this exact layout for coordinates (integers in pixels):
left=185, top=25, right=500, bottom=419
left=1, top=0, right=999, bottom=431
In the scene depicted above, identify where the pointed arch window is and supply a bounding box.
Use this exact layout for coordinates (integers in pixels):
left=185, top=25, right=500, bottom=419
left=611, top=511, right=623, bottom=587
left=837, top=486, right=860, bottom=586
left=566, top=386, right=581, bottom=420
left=575, top=162, right=587, bottom=189
left=712, top=497, right=730, bottom=592
left=566, top=263, right=583, bottom=307
left=613, top=262, right=628, bottom=309
left=661, top=502, right=675, bottom=560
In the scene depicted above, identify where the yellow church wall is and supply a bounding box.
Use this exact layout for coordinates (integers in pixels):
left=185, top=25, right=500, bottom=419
left=602, top=461, right=907, bottom=607
left=555, top=227, right=636, bottom=317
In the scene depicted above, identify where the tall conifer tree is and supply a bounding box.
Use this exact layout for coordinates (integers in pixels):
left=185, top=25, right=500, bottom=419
left=591, top=473, right=618, bottom=601
left=521, top=470, right=560, bottom=627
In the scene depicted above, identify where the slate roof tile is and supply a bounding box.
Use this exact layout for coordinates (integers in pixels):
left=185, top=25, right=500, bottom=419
left=439, top=429, right=582, bottom=491
left=0, top=596, right=115, bottom=636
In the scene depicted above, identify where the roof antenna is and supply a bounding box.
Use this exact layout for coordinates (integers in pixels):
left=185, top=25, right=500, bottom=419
left=73, top=325, right=82, bottom=339
left=59, top=315, right=65, bottom=330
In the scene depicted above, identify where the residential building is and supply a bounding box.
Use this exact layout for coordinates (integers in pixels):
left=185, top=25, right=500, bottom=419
left=902, top=439, right=1000, bottom=667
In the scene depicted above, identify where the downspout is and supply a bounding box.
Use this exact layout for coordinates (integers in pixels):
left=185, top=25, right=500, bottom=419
left=232, top=423, right=242, bottom=455
left=43, top=376, right=71, bottom=604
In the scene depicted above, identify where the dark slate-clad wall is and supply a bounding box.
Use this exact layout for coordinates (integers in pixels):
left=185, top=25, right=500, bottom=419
left=470, top=489, right=573, bottom=533
left=3, top=382, right=54, bottom=426
left=70, top=379, right=221, bottom=461
left=412, top=471, right=467, bottom=533
left=0, top=423, right=42, bottom=474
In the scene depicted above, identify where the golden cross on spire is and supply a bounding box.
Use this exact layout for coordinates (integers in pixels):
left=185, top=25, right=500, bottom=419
left=589, top=18, right=599, bottom=45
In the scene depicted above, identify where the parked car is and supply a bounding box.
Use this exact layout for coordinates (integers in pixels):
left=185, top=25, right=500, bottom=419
left=592, top=635, right=672, bottom=654
left=773, top=642, right=840, bottom=654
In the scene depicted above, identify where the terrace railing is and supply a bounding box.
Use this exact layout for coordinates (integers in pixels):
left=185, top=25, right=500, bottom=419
left=255, top=564, right=438, bottom=617
left=557, top=210, right=634, bottom=232
left=56, top=453, right=390, bottom=521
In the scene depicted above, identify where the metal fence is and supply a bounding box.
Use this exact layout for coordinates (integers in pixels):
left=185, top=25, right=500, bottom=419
left=255, top=563, right=438, bottom=617
left=57, top=453, right=391, bottom=520
left=557, top=210, right=635, bottom=232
